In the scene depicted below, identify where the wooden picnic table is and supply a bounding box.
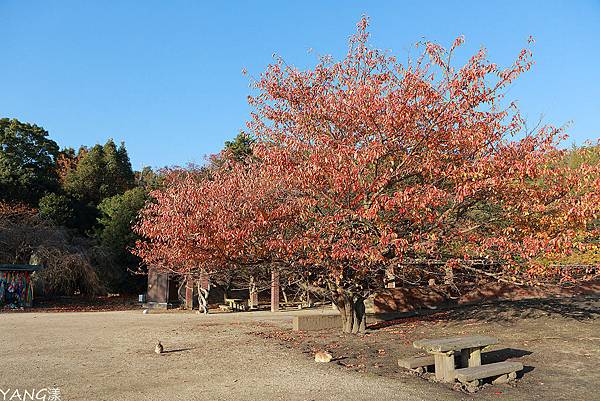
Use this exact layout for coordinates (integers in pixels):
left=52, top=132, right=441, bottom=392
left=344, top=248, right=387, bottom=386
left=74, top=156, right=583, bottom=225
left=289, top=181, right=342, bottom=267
left=224, top=298, right=247, bottom=311
left=413, top=335, right=498, bottom=382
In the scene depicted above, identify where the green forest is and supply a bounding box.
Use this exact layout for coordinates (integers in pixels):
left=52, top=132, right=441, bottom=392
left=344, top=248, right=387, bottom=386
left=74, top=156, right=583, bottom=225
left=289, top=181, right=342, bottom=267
left=0, top=117, right=253, bottom=297
left=0, top=117, right=161, bottom=295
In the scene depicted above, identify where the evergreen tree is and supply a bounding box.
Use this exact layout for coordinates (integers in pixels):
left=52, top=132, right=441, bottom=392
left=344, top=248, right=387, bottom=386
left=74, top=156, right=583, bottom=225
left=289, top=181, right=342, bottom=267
left=0, top=118, right=59, bottom=204
left=38, top=193, right=74, bottom=226
left=64, top=139, right=135, bottom=205
left=96, top=187, right=148, bottom=292
left=224, top=132, right=254, bottom=162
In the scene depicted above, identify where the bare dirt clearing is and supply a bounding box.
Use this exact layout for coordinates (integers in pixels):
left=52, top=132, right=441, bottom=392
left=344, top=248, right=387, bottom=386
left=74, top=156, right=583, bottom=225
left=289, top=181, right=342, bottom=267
left=1, top=296, right=599, bottom=401
left=274, top=296, right=600, bottom=401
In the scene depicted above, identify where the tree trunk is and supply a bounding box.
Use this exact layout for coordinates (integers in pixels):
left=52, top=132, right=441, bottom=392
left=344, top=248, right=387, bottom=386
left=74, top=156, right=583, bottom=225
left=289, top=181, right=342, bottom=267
left=336, top=294, right=366, bottom=335
left=222, top=282, right=230, bottom=303
left=197, top=280, right=210, bottom=314
left=282, top=288, right=289, bottom=305
left=249, top=275, right=258, bottom=309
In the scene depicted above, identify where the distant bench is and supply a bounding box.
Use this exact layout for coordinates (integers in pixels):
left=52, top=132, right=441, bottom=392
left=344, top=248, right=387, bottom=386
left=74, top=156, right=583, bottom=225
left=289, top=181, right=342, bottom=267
left=223, top=298, right=247, bottom=312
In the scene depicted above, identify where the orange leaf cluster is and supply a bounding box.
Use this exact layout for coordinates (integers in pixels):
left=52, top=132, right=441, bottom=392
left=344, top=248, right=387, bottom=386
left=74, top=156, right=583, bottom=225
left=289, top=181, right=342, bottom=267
left=134, top=18, right=599, bottom=292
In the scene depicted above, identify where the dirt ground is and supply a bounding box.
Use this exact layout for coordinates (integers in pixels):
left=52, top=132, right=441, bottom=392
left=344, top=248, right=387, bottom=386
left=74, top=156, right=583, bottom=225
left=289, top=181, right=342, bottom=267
left=1, top=296, right=599, bottom=401
left=270, top=296, right=600, bottom=401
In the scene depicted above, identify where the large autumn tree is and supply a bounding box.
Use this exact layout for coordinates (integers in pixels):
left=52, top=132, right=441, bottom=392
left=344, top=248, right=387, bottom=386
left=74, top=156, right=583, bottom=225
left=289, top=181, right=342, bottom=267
left=135, top=19, right=599, bottom=333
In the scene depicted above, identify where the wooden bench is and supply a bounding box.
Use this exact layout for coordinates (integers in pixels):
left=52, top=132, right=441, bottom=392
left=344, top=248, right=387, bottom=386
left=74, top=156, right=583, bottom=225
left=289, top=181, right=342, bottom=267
left=398, top=355, right=435, bottom=373
left=413, top=335, right=499, bottom=382
left=224, top=298, right=247, bottom=311
left=454, top=361, right=523, bottom=389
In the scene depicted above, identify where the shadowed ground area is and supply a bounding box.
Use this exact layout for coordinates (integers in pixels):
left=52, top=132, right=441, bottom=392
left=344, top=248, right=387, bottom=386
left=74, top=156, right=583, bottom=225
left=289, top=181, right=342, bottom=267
left=2, top=296, right=599, bottom=401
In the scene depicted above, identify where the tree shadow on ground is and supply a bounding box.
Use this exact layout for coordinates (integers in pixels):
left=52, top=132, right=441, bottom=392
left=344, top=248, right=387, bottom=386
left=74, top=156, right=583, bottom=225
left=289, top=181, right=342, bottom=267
left=445, top=295, right=600, bottom=323
left=369, top=295, right=600, bottom=329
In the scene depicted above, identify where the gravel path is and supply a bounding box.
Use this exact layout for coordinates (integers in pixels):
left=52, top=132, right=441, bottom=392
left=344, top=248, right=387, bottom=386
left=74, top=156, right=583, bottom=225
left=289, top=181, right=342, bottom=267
left=2, top=310, right=454, bottom=401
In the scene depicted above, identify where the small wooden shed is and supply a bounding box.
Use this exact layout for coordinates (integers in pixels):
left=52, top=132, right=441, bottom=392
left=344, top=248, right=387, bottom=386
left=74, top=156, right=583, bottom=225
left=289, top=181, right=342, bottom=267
left=145, top=267, right=180, bottom=308
left=0, top=264, right=44, bottom=307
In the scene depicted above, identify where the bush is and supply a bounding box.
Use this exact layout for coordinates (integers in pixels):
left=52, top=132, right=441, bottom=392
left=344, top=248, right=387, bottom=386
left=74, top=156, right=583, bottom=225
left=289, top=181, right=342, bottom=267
left=38, top=193, right=74, bottom=226
left=32, top=247, right=104, bottom=296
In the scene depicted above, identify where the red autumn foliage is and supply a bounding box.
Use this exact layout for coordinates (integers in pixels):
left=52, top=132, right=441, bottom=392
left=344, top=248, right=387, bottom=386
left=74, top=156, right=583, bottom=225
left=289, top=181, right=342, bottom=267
left=134, top=18, right=599, bottom=333
left=0, top=201, right=37, bottom=222
left=134, top=162, right=300, bottom=277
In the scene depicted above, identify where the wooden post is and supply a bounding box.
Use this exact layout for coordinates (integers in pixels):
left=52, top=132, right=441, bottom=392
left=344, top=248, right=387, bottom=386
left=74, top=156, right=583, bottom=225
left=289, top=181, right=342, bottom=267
left=271, top=269, right=280, bottom=312
left=433, top=352, right=456, bottom=382
left=460, top=347, right=481, bottom=368
left=199, top=270, right=209, bottom=290
left=249, top=276, right=258, bottom=309
left=185, top=275, right=194, bottom=310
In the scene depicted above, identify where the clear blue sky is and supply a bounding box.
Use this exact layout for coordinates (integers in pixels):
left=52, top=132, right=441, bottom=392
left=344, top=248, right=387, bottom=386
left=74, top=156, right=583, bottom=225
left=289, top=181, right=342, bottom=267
left=1, top=1, right=599, bottom=170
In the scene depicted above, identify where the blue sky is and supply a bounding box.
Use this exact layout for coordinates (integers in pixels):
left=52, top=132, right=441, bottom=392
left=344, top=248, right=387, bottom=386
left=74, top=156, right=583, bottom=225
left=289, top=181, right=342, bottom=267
left=1, top=1, right=599, bottom=170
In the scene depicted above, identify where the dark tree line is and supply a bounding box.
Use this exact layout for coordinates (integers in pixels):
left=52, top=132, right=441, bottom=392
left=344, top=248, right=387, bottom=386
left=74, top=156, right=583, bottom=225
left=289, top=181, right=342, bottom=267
left=0, top=117, right=155, bottom=294
left=1, top=117, right=251, bottom=296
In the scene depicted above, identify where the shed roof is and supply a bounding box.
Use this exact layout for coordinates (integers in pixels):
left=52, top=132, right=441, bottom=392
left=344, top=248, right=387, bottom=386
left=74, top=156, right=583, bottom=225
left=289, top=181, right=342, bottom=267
left=0, top=264, right=44, bottom=272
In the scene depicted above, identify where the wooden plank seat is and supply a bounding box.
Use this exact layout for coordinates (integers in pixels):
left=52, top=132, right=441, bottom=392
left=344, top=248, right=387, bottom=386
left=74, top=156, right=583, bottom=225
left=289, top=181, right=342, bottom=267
left=454, top=361, right=523, bottom=387
left=398, top=355, right=435, bottom=372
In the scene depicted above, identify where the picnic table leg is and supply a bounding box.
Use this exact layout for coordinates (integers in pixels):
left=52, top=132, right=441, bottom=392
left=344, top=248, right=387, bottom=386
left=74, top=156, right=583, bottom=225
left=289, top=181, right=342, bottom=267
left=460, top=347, right=481, bottom=367
left=433, top=352, right=456, bottom=382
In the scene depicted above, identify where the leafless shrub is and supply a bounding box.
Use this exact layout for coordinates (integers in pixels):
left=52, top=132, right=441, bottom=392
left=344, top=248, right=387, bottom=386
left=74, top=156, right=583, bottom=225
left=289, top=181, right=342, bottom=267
left=0, top=201, right=104, bottom=296
left=32, top=246, right=104, bottom=296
